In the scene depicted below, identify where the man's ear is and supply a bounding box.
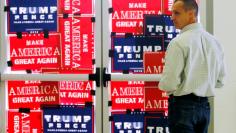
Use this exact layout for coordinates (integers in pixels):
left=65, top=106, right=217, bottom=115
left=188, top=10, right=196, bottom=20
left=188, top=10, right=195, bottom=17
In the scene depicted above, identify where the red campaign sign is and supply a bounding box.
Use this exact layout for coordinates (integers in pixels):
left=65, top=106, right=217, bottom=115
left=110, top=81, right=145, bottom=110
left=163, top=0, right=173, bottom=15
left=59, top=17, right=94, bottom=70
left=8, top=111, right=42, bottom=133
left=60, top=81, right=93, bottom=104
left=9, top=34, right=61, bottom=71
left=145, top=83, right=168, bottom=115
left=8, top=81, right=59, bottom=109
left=58, top=0, right=94, bottom=14
left=143, top=52, right=165, bottom=74
left=112, top=0, right=162, bottom=34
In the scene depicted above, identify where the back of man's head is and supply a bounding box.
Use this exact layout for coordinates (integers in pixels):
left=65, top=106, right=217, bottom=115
left=174, top=0, right=198, bottom=16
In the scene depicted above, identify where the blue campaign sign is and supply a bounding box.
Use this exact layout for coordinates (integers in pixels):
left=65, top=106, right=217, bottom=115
left=43, top=105, right=94, bottom=133
left=8, top=0, right=57, bottom=33
left=143, top=15, right=179, bottom=50
left=112, top=36, right=164, bottom=73
left=112, top=112, right=145, bottom=133
left=144, top=116, right=169, bottom=133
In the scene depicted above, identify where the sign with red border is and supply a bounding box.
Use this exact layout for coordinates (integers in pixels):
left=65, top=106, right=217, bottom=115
left=144, top=52, right=165, bottom=74
left=59, top=17, right=94, bottom=70
left=58, top=0, right=94, bottom=15
left=145, top=85, right=168, bottom=115
left=9, top=34, right=61, bottom=71
left=60, top=81, right=93, bottom=104
left=111, top=0, right=162, bottom=34
left=110, top=81, right=145, bottom=110
left=8, top=111, right=42, bottom=133
left=8, top=81, right=59, bottom=109
left=163, top=0, right=173, bottom=15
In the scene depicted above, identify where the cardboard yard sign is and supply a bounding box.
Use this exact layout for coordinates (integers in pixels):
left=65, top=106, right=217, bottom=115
left=143, top=14, right=179, bottom=50
left=112, top=112, right=145, bottom=133
left=110, top=81, right=145, bottom=110
left=145, top=86, right=168, bottom=115
left=111, top=112, right=168, bottom=133
left=59, top=81, right=93, bottom=105
left=8, top=111, right=42, bottom=133
left=8, top=0, right=57, bottom=33
left=9, top=34, right=61, bottom=71
left=143, top=52, right=165, bottom=74
left=43, top=105, right=94, bottom=133
left=8, top=81, right=59, bottom=109
left=59, top=17, right=94, bottom=70
left=163, top=0, right=174, bottom=15
left=111, top=0, right=162, bottom=34
left=112, top=35, right=164, bottom=73
left=58, top=0, right=94, bottom=15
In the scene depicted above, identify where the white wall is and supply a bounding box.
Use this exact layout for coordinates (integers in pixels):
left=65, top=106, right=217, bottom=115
left=214, top=1, right=236, bottom=133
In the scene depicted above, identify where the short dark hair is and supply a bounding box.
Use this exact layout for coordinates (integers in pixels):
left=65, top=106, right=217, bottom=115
left=174, top=0, right=198, bottom=16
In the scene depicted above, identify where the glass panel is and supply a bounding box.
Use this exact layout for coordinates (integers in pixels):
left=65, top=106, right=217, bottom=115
left=6, top=80, right=96, bottom=132
left=4, top=0, right=97, bottom=132
left=107, top=1, right=185, bottom=132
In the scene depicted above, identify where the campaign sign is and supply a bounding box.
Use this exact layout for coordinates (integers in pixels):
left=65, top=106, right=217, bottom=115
left=60, top=81, right=93, bottom=105
left=112, top=112, right=145, bottom=133
left=163, top=0, right=174, bottom=15
left=111, top=0, right=162, bottom=34
left=8, top=81, right=59, bottom=109
left=9, top=34, right=61, bottom=71
left=112, top=35, right=164, bottom=73
left=8, top=111, right=42, bottom=133
left=59, top=17, right=94, bottom=70
left=110, top=81, right=145, bottom=110
left=144, top=52, right=165, bottom=74
left=144, top=15, right=179, bottom=50
left=8, top=0, right=57, bottom=33
left=145, top=86, right=168, bottom=115
left=43, top=105, right=94, bottom=133
left=144, top=116, right=169, bottom=133
left=58, top=0, right=94, bottom=15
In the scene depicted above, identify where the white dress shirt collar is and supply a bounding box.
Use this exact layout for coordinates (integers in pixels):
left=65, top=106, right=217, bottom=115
left=180, top=23, right=202, bottom=34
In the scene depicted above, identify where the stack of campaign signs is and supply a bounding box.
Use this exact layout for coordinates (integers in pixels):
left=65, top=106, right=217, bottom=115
left=111, top=14, right=179, bottom=73
left=109, top=1, right=179, bottom=133
left=6, top=0, right=96, bottom=132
